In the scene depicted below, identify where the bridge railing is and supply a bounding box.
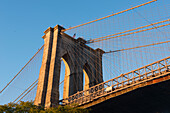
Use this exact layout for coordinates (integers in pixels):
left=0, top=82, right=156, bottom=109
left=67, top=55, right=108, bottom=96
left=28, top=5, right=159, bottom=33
left=62, top=56, right=170, bottom=106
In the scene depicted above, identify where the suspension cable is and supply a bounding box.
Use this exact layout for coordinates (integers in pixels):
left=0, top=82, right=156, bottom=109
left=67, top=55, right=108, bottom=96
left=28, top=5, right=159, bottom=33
left=87, top=19, right=170, bottom=43
left=105, top=41, right=170, bottom=53
left=63, top=0, right=157, bottom=31
left=0, top=45, right=44, bottom=94
left=13, top=78, right=64, bottom=103
left=13, top=79, right=38, bottom=103
left=16, top=83, right=38, bottom=103
left=88, top=23, right=170, bottom=43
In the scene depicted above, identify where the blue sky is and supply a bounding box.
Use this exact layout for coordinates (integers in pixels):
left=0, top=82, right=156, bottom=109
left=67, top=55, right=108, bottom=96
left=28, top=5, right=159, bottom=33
left=0, top=0, right=169, bottom=104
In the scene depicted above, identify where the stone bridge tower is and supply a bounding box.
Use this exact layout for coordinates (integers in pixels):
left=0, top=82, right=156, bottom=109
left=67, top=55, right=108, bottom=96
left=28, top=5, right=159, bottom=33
left=34, top=25, right=104, bottom=108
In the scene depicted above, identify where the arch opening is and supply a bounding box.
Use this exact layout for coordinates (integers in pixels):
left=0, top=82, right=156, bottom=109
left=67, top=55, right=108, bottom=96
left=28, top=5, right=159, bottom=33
left=59, top=53, right=71, bottom=100
left=83, top=63, right=91, bottom=90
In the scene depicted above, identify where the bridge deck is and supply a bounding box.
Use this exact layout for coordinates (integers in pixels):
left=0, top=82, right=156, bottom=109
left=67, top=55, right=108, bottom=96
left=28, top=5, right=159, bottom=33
left=62, top=56, right=170, bottom=112
left=89, top=72, right=170, bottom=113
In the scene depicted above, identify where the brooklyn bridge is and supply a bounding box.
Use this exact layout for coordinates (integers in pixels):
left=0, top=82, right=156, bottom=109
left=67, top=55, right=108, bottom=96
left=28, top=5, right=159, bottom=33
left=0, top=0, right=170, bottom=112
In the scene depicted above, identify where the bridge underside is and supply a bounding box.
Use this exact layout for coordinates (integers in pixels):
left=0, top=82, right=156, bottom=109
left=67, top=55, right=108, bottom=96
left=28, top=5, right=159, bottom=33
left=88, top=73, right=170, bottom=113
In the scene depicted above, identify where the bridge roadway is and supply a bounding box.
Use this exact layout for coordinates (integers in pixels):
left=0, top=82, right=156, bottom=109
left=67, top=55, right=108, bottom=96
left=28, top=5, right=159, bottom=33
left=86, top=71, right=170, bottom=113
left=62, top=56, right=170, bottom=113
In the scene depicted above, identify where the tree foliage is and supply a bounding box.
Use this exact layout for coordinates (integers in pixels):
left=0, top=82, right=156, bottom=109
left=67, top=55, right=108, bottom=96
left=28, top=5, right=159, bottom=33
left=0, top=101, right=89, bottom=113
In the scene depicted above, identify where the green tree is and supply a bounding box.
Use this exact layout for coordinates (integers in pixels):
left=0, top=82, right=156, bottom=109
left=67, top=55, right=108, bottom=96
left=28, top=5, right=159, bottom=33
left=0, top=101, right=89, bottom=113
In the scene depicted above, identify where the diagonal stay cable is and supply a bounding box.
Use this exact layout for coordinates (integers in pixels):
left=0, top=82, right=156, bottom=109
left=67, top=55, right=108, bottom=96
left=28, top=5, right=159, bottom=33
left=105, top=41, right=170, bottom=53
left=90, top=23, right=170, bottom=43
left=87, top=19, right=170, bottom=43
left=132, top=9, right=168, bottom=38
left=13, top=79, right=38, bottom=103
left=63, top=0, right=157, bottom=31
left=16, top=83, right=38, bottom=103
left=14, top=79, right=64, bottom=103
left=0, top=45, right=44, bottom=94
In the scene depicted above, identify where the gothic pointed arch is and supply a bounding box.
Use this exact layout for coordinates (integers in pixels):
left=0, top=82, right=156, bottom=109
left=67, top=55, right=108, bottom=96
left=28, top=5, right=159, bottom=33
left=83, top=63, right=91, bottom=90
left=61, top=53, right=72, bottom=99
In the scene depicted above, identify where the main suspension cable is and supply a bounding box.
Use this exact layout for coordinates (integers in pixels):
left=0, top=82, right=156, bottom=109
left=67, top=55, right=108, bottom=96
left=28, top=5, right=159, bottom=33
left=0, top=45, right=44, bottom=94
left=63, top=0, right=157, bottom=31
left=88, top=23, right=170, bottom=43
left=105, top=41, right=170, bottom=54
left=87, top=19, right=170, bottom=43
